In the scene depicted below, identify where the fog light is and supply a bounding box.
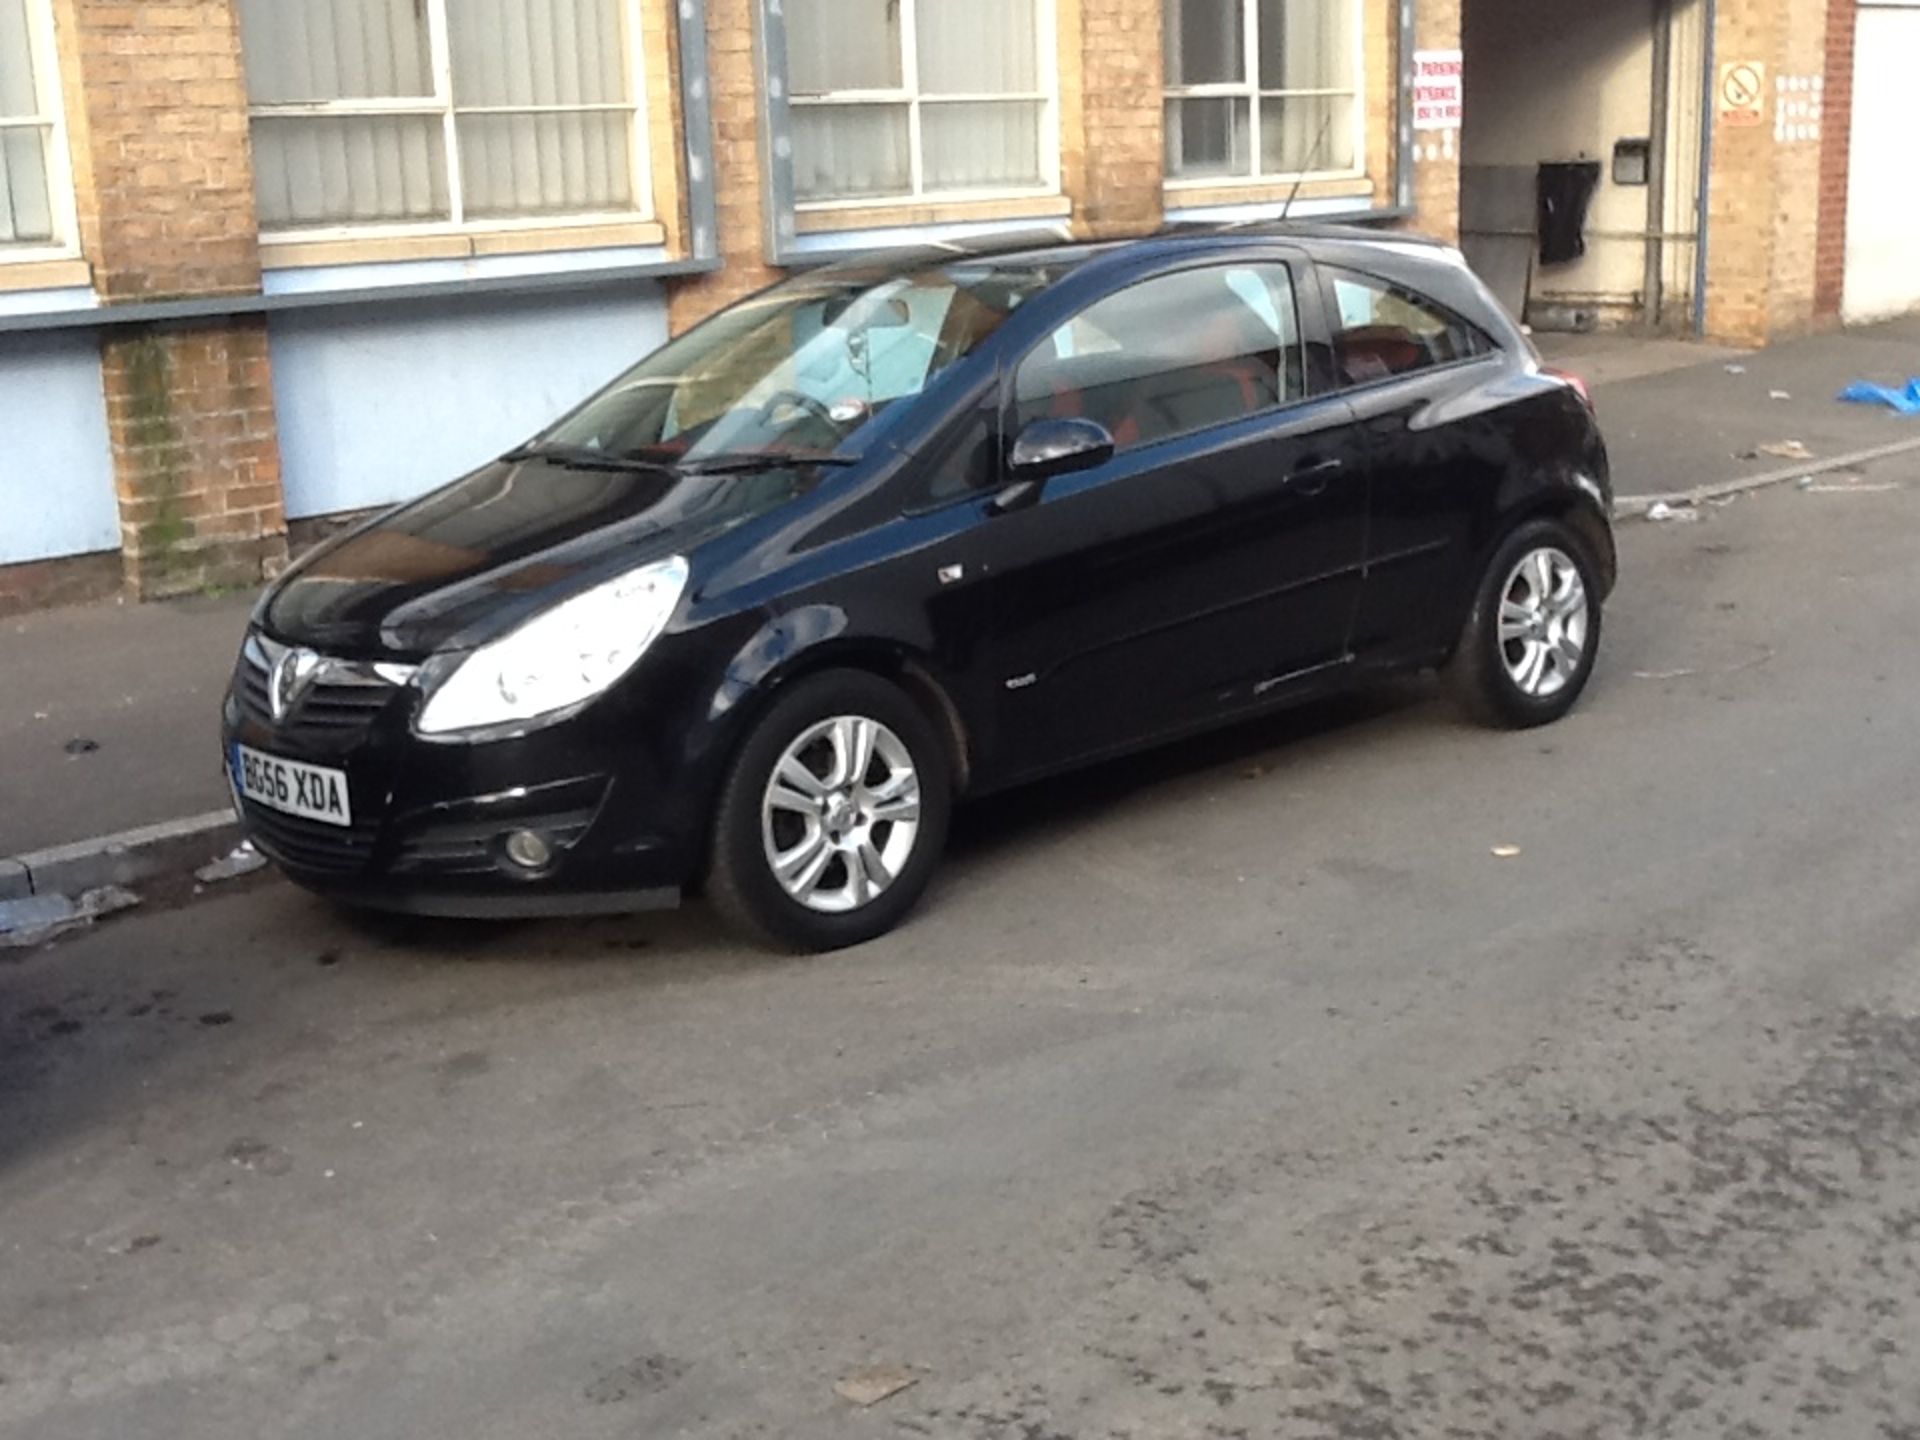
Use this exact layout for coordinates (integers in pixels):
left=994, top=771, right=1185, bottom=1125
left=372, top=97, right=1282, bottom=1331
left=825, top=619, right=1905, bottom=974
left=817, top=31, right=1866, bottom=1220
left=503, top=829, right=553, bottom=871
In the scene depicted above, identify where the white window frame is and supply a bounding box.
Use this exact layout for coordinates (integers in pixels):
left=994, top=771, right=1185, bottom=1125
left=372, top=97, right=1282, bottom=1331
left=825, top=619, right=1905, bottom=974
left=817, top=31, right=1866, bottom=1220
left=243, top=0, right=655, bottom=240
left=1163, top=0, right=1368, bottom=190
left=0, top=0, right=80, bottom=261
left=788, top=0, right=1061, bottom=212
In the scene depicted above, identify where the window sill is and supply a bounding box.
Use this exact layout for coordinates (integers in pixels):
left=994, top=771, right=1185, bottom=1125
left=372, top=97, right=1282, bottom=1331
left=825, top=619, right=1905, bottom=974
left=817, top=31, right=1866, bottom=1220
left=1162, top=176, right=1375, bottom=211
left=793, top=194, right=1071, bottom=236
left=260, top=221, right=669, bottom=271
left=0, top=257, right=92, bottom=293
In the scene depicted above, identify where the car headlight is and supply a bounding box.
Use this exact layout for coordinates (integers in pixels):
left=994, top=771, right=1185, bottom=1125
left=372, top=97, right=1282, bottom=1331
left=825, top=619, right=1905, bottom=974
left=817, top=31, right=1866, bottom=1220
left=414, top=556, right=690, bottom=737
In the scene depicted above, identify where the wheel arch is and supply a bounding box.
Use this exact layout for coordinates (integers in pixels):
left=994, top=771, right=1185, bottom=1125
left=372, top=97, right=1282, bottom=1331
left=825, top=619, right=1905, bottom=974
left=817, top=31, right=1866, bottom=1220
left=1484, top=480, right=1618, bottom=596
left=1436, top=482, right=1616, bottom=668
left=1528, top=487, right=1618, bottom=597
left=711, top=616, right=975, bottom=798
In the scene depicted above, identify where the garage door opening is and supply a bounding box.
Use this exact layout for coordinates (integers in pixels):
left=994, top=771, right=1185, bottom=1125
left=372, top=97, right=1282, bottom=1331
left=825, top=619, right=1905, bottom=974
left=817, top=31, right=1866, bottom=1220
left=1459, top=0, right=1709, bottom=335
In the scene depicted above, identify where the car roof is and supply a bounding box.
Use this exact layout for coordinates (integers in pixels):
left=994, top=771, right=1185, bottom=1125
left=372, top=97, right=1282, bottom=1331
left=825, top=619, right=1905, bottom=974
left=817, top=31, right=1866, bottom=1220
left=814, top=221, right=1454, bottom=281
left=809, top=221, right=1519, bottom=351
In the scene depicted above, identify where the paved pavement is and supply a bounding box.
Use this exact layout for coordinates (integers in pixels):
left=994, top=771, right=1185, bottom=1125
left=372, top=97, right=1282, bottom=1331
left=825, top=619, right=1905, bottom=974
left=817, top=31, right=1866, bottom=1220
left=3, top=319, right=1917, bottom=862
left=3, top=456, right=1919, bottom=1437
left=1546, top=313, right=1920, bottom=498
left=0, top=592, right=251, bottom=855
left=1531, top=328, right=1749, bottom=385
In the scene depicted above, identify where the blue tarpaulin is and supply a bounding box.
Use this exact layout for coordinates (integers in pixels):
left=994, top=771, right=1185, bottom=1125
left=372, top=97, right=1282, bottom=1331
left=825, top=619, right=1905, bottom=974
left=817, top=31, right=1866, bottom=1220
left=1837, top=378, right=1920, bottom=415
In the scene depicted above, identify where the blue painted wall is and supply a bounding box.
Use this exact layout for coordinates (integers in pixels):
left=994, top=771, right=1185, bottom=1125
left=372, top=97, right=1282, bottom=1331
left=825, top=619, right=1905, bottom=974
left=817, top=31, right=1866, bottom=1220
left=0, top=332, right=119, bottom=566
left=268, top=284, right=671, bottom=520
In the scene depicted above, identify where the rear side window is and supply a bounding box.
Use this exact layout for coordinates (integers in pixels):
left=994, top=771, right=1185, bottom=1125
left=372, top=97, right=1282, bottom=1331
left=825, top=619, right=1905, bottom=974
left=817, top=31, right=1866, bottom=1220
left=1015, top=263, right=1306, bottom=453
left=1327, top=268, right=1493, bottom=387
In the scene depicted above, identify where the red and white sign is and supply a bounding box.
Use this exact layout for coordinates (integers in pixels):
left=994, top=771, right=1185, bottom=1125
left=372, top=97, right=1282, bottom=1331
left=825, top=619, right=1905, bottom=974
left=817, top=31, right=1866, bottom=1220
left=1718, top=60, right=1767, bottom=129
left=1413, top=49, right=1464, bottom=131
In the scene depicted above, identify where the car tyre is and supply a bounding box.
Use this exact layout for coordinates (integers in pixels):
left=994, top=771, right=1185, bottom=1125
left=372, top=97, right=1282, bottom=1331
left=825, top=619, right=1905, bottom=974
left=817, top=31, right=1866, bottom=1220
left=1444, top=517, right=1603, bottom=728
left=706, top=669, right=952, bottom=951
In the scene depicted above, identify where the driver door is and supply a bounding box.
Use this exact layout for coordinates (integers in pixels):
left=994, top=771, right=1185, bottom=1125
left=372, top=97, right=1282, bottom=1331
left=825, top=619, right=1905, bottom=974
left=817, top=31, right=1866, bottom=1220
left=980, top=258, right=1369, bottom=779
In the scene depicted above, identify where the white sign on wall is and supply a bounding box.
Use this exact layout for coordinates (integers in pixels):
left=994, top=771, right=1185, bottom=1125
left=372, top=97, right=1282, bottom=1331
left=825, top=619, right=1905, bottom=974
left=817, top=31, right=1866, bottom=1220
left=1413, top=50, right=1464, bottom=130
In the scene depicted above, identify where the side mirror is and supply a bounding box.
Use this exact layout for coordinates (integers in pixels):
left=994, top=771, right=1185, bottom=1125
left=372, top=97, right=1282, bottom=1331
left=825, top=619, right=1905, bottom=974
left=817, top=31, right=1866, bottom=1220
left=1007, top=417, right=1115, bottom=482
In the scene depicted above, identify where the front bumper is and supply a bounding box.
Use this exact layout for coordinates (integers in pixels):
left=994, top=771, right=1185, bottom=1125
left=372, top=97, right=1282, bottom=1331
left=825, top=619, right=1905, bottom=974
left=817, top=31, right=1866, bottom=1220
left=221, top=637, right=719, bottom=917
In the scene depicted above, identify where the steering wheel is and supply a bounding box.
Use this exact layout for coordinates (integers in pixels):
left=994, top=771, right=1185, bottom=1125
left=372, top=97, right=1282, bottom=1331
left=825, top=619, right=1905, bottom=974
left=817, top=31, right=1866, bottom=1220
left=756, top=389, right=840, bottom=431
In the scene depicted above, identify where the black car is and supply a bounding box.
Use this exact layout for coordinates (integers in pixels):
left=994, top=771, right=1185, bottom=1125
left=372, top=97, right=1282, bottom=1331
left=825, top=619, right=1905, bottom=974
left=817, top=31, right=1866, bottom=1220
left=224, top=225, right=1615, bottom=950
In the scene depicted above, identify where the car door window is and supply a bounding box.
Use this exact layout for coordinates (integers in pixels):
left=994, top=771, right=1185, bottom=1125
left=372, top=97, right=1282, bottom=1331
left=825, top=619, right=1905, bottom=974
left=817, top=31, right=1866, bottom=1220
left=1015, top=263, right=1306, bottom=453
left=1327, top=268, right=1492, bottom=387
left=909, top=408, right=999, bottom=508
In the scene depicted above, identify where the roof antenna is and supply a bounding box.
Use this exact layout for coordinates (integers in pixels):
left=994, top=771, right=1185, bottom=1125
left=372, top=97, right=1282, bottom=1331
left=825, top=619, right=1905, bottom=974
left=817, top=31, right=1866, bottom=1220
left=1278, top=107, right=1337, bottom=225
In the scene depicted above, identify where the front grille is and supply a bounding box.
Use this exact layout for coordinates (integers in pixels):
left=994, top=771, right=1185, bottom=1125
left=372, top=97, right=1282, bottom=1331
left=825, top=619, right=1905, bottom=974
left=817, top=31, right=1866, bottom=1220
left=235, top=632, right=413, bottom=746
left=238, top=652, right=272, bottom=718
left=242, top=802, right=382, bottom=878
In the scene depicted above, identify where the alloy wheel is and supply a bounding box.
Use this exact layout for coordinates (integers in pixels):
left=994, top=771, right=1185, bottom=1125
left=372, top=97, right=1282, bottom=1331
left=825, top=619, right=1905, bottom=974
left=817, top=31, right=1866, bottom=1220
left=1497, top=546, right=1589, bottom=698
left=760, top=714, right=922, bottom=914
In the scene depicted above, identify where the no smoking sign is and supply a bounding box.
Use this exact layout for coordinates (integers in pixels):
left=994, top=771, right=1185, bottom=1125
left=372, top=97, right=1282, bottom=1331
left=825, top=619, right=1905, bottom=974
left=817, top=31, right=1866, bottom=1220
left=1719, top=60, right=1767, bottom=128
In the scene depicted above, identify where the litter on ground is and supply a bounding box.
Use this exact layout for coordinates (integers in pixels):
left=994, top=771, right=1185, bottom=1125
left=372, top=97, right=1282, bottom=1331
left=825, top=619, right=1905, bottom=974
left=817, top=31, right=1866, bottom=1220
left=1645, top=501, right=1699, bottom=522
left=834, top=1366, right=919, bottom=1407
left=1837, top=378, right=1920, bottom=415
left=196, top=841, right=268, bottom=884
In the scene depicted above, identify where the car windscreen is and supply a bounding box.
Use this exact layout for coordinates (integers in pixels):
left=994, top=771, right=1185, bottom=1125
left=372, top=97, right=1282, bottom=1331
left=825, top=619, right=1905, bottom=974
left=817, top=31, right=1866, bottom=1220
left=538, top=263, right=1065, bottom=466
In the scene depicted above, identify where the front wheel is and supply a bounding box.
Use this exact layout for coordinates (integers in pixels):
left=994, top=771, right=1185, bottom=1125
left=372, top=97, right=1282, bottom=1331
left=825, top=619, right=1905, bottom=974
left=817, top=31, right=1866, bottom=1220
left=706, top=670, right=952, bottom=951
left=1443, top=518, right=1603, bottom=728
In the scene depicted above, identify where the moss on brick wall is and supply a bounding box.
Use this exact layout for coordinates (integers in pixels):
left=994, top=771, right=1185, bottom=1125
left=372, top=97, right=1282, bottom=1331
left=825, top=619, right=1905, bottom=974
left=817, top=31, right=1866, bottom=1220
left=119, top=333, right=193, bottom=573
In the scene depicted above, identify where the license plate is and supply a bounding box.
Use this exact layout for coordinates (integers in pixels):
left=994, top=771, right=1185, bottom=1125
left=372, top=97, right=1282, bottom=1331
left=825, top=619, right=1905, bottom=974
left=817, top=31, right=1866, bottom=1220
left=230, top=743, right=353, bottom=828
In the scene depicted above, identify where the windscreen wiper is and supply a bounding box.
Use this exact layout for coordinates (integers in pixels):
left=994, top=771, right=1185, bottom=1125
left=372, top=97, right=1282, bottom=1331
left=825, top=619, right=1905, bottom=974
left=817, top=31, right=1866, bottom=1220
left=503, top=443, right=678, bottom=475
left=676, top=451, right=862, bottom=476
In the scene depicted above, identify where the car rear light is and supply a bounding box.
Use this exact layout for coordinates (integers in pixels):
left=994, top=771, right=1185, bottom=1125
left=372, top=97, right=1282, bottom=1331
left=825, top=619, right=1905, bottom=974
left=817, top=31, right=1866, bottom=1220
left=1543, top=366, right=1594, bottom=412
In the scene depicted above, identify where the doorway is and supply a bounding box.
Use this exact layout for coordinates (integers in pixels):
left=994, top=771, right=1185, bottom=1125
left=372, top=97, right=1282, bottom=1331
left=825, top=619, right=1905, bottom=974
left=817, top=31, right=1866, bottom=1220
left=1459, top=0, right=1709, bottom=334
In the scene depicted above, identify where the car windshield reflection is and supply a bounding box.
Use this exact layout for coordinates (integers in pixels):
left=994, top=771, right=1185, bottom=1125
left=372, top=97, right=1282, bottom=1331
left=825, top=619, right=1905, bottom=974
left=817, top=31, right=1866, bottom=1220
left=536, top=262, right=1067, bottom=466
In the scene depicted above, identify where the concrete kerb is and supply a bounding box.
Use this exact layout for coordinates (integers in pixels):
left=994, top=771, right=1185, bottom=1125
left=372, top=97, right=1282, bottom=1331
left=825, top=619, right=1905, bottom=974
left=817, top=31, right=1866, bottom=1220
left=1, top=809, right=240, bottom=902
left=1613, top=435, right=1920, bottom=518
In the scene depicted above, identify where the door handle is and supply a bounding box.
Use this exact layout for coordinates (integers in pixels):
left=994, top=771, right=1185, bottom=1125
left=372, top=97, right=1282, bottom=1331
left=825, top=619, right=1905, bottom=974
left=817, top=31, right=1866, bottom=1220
left=1289, top=456, right=1344, bottom=494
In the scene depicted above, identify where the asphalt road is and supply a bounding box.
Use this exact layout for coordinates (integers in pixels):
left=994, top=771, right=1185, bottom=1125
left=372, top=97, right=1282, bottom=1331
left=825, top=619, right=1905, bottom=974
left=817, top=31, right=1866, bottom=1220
left=5, top=467, right=1920, bottom=1439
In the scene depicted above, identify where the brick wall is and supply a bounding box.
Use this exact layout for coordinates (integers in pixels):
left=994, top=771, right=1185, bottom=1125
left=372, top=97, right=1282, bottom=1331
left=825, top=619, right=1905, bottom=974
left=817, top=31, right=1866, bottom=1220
left=1070, top=0, right=1165, bottom=238
left=1814, top=0, right=1854, bottom=320
left=665, top=0, right=780, bottom=333
left=100, top=325, right=285, bottom=597
left=52, top=0, right=260, bottom=301
left=1408, top=0, right=1461, bottom=242
left=50, top=0, right=285, bottom=598
left=1767, top=0, right=1828, bottom=335
left=1703, top=0, right=1830, bottom=345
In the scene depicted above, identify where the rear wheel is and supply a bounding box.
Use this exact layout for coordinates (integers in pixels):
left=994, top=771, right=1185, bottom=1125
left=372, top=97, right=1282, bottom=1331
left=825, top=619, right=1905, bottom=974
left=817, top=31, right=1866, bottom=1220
left=706, top=670, right=952, bottom=951
left=1444, top=518, right=1602, bottom=728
